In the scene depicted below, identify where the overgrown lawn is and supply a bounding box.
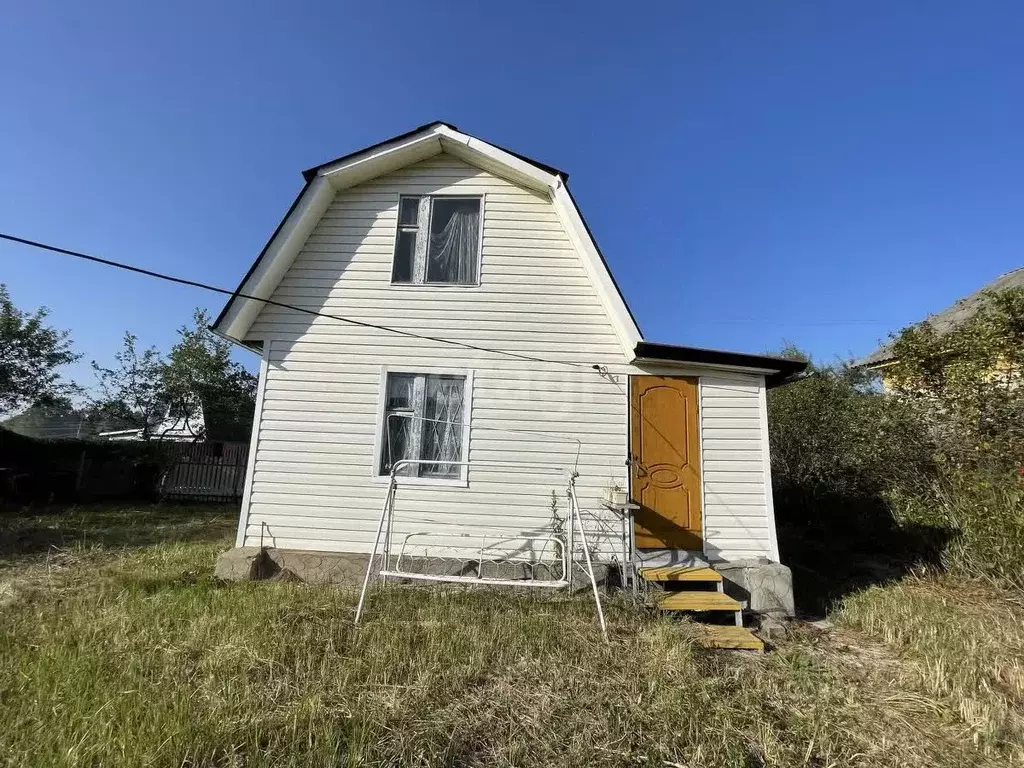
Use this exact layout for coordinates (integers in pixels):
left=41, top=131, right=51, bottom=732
left=0, top=506, right=1019, bottom=767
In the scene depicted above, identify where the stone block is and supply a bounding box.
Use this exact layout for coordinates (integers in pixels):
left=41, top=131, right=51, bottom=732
left=716, top=559, right=795, bottom=618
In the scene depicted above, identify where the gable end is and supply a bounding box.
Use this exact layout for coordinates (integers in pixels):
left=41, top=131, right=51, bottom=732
left=213, top=123, right=643, bottom=357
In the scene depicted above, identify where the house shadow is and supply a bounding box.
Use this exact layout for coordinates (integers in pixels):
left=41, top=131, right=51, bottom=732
left=773, top=486, right=952, bottom=618
left=632, top=504, right=703, bottom=552
left=0, top=505, right=237, bottom=562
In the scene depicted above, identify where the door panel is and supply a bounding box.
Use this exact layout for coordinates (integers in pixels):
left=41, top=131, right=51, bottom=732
left=630, top=376, right=702, bottom=550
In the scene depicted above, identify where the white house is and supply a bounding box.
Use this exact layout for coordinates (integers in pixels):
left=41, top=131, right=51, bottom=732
left=213, top=123, right=804, bottom=617
left=100, top=399, right=206, bottom=442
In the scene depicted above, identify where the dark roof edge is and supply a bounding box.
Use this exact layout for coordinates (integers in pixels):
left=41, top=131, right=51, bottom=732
left=301, top=121, right=568, bottom=182
left=634, top=341, right=808, bottom=387
left=212, top=178, right=312, bottom=332
left=563, top=183, right=644, bottom=339
left=481, top=135, right=568, bottom=180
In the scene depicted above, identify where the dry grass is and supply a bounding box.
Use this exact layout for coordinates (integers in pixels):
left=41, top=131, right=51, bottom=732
left=0, top=506, right=1020, bottom=767
left=838, top=573, right=1024, bottom=757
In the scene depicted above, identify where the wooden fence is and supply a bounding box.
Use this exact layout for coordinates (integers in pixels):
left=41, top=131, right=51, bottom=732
left=0, top=428, right=251, bottom=506
left=158, top=442, right=249, bottom=503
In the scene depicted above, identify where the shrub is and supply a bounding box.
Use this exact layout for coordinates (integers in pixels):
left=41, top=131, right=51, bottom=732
left=767, top=285, right=1024, bottom=591
left=767, top=353, right=945, bottom=611
left=888, top=286, right=1024, bottom=473
left=768, top=353, right=934, bottom=503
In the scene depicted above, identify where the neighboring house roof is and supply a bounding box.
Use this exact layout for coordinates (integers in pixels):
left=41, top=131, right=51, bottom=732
left=213, top=122, right=807, bottom=384
left=858, top=267, right=1024, bottom=368
left=98, top=417, right=203, bottom=442
left=3, top=409, right=91, bottom=440
left=2, top=406, right=136, bottom=441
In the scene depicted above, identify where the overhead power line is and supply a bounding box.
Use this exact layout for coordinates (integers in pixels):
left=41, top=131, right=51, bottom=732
left=0, top=232, right=595, bottom=370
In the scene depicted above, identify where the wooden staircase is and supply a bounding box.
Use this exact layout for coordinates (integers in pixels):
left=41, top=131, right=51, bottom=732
left=640, top=566, right=764, bottom=652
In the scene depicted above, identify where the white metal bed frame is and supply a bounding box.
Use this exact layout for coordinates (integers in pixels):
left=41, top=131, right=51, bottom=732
left=354, top=458, right=608, bottom=640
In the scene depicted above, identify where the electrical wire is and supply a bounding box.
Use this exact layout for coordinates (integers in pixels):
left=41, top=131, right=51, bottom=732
left=0, top=232, right=596, bottom=370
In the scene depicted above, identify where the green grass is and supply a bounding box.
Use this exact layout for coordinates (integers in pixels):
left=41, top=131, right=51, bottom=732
left=1, top=506, right=1021, bottom=767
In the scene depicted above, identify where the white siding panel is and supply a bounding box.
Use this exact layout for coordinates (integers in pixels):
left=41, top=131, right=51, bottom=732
left=237, top=153, right=777, bottom=565
left=700, top=375, right=775, bottom=562
left=242, top=155, right=631, bottom=558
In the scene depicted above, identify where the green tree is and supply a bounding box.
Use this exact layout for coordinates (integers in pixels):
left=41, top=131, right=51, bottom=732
left=767, top=291, right=1024, bottom=589
left=162, top=309, right=257, bottom=441
left=91, top=332, right=166, bottom=435
left=887, top=286, right=1024, bottom=471
left=92, top=309, right=257, bottom=441
left=0, top=283, right=80, bottom=414
left=767, top=348, right=933, bottom=507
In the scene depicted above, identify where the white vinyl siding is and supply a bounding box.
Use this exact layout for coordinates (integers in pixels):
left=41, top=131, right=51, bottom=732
left=239, top=153, right=779, bottom=564
left=699, top=375, right=775, bottom=562
left=244, top=155, right=630, bottom=558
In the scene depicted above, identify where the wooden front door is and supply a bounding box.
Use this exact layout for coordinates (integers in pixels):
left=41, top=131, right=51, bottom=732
left=629, top=376, right=703, bottom=550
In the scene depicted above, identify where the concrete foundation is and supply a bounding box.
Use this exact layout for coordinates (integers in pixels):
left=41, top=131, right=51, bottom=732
left=215, top=547, right=371, bottom=584
left=715, top=559, right=795, bottom=618
left=215, top=546, right=611, bottom=591
left=215, top=546, right=788, bottom=613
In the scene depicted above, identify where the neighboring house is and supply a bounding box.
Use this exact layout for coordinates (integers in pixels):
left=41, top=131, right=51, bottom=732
left=3, top=407, right=95, bottom=441
left=2, top=405, right=135, bottom=441
left=213, top=122, right=806, bottom=618
left=100, top=399, right=206, bottom=442
left=857, top=267, right=1024, bottom=378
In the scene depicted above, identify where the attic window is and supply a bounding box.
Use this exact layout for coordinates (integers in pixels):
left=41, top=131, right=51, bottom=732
left=391, top=195, right=482, bottom=285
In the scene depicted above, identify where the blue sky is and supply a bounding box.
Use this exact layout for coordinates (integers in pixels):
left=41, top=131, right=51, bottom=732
left=2, top=1, right=1022, bottom=386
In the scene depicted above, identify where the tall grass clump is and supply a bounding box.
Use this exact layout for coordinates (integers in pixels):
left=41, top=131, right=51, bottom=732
left=839, top=574, right=1024, bottom=755
left=891, top=471, right=1024, bottom=588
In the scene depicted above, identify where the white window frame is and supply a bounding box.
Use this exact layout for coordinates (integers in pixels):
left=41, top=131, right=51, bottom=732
left=389, top=194, right=485, bottom=288
left=371, top=365, right=474, bottom=487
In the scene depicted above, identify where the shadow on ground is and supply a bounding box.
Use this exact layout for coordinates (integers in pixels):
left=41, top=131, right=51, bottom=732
left=775, top=488, right=951, bottom=618
left=0, top=505, right=236, bottom=562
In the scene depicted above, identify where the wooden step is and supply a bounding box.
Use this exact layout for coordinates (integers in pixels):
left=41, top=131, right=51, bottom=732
left=639, top=566, right=722, bottom=583
left=697, top=625, right=764, bottom=652
left=657, top=591, right=741, bottom=612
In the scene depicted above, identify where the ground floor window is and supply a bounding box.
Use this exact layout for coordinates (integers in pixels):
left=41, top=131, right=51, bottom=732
left=378, top=370, right=470, bottom=480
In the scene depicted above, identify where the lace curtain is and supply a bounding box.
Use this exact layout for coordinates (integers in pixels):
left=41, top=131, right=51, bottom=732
left=381, top=373, right=466, bottom=479
left=420, top=375, right=465, bottom=477
left=426, top=199, right=480, bottom=284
